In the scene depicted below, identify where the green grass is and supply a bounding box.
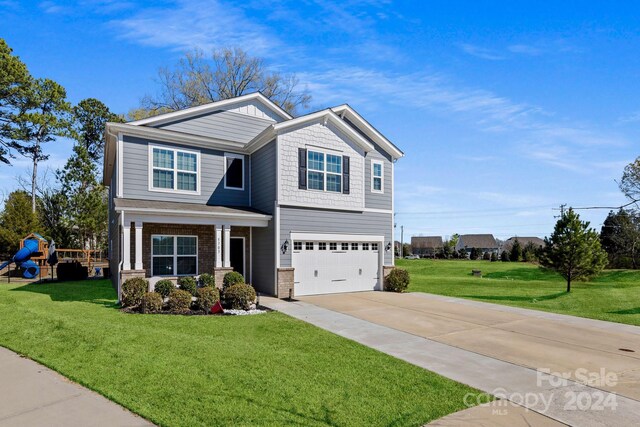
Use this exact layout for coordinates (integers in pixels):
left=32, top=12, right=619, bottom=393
left=0, top=279, right=487, bottom=427
left=397, top=259, right=640, bottom=326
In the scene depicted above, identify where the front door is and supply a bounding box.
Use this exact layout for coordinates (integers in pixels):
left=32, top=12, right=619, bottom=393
left=230, top=237, right=245, bottom=278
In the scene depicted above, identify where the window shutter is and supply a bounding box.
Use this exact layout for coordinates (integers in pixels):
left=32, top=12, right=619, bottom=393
left=343, top=156, right=350, bottom=194
left=298, top=148, right=307, bottom=190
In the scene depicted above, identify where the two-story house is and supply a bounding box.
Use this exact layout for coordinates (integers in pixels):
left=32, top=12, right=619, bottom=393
left=103, top=92, right=403, bottom=299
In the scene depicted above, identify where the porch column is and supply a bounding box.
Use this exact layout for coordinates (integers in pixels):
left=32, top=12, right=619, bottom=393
left=215, top=224, right=223, bottom=268
left=223, top=225, right=231, bottom=268
left=122, top=222, right=131, bottom=270
left=134, top=221, right=143, bottom=270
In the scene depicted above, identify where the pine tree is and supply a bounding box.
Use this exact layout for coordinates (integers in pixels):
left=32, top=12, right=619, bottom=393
left=501, top=250, right=510, bottom=262
left=0, top=191, right=42, bottom=255
left=509, top=238, right=523, bottom=262
left=540, top=209, right=608, bottom=292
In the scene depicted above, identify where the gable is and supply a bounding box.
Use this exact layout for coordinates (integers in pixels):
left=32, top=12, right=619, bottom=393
left=154, top=109, right=273, bottom=144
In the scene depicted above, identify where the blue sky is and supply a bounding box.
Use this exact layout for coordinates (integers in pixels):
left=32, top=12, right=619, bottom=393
left=1, top=0, right=638, bottom=241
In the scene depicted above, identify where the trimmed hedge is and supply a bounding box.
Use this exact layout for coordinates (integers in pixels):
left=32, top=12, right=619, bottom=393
left=222, top=283, right=256, bottom=310
left=154, top=279, right=175, bottom=298
left=194, top=287, right=220, bottom=312
left=384, top=268, right=410, bottom=292
left=167, top=289, right=192, bottom=314
left=141, top=292, right=163, bottom=314
left=198, top=273, right=215, bottom=288
left=223, top=271, right=244, bottom=290
left=178, top=276, right=197, bottom=296
left=121, top=277, right=148, bottom=308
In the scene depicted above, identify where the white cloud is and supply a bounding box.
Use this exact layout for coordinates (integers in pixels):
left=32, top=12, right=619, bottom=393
left=458, top=43, right=504, bottom=60
left=508, top=44, right=543, bottom=56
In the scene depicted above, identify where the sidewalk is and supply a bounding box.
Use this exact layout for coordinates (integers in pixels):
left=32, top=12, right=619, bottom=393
left=0, top=346, right=152, bottom=427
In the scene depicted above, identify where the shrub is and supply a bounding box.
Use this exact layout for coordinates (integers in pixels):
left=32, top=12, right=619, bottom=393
left=223, top=271, right=245, bottom=290
left=222, top=283, right=256, bottom=310
left=384, top=268, right=410, bottom=292
left=178, top=276, right=197, bottom=295
left=198, top=273, right=215, bottom=288
left=483, top=251, right=491, bottom=261
left=501, top=250, right=510, bottom=262
left=490, top=252, right=498, bottom=262
left=167, top=289, right=192, bottom=314
left=194, top=287, right=220, bottom=312
left=141, top=292, right=163, bottom=314
left=154, top=279, right=175, bottom=298
left=121, top=277, right=148, bottom=308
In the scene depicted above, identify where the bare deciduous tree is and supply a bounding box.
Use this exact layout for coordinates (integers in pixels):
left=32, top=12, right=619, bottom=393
left=132, top=48, right=311, bottom=119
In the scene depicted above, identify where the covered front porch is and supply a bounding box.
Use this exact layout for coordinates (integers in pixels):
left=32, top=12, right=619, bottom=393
left=114, top=199, right=271, bottom=294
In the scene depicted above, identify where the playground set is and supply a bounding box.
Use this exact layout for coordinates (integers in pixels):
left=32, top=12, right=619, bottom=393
left=0, top=233, right=106, bottom=281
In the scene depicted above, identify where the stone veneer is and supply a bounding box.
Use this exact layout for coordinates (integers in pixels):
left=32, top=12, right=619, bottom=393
left=276, top=267, right=295, bottom=299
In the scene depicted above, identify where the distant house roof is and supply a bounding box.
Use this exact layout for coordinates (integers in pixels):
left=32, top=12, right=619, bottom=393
left=411, top=236, right=443, bottom=249
left=503, top=237, right=545, bottom=251
left=456, top=234, right=497, bottom=250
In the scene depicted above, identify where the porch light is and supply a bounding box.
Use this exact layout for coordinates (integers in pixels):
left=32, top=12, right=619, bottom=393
left=281, top=239, right=289, bottom=254
left=385, top=242, right=392, bottom=252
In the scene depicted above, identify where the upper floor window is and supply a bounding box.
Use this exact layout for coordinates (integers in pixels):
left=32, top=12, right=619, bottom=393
left=150, top=146, right=199, bottom=194
left=224, top=153, right=244, bottom=190
left=371, top=160, right=383, bottom=193
left=308, top=150, right=342, bottom=193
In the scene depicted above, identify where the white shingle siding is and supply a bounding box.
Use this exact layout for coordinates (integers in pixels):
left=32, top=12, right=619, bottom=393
left=278, top=120, right=365, bottom=210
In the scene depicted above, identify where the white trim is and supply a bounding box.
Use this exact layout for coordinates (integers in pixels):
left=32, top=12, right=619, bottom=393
left=223, top=225, right=231, bottom=268
left=249, top=227, right=253, bottom=284
left=134, top=221, right=143, bottom=270
left=391, top=160, right=395, bottom=266
left=128, top=92, right=292, bottom=126
left=115, top=205, right=270, bottom=220
left=215, top=225, right=222, bottom=268
left=230, top=236, right=246, bottom=279
left=148, top=144, right=201, bottom=195
left=330, top=104, right=404, bottom=159
left=223, top=152, right=245, bottom=191
left=371, top=159, right=384, bottom=194
left=306, top=148, right=343, bottom=193
left=290, top=232, right=384, bottom=243
left=123, top=212, right=269, bottom=228
left=363, top=207, right=393, bottom=214
left=122, top=222, right=131, bottom=270
left=151, top=234, right=198, bottom=276
left=272, top=110, right=375, bottom=153
left=117, top=133, right=123, bottom=197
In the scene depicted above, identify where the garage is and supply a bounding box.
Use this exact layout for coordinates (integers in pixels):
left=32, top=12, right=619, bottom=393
left=291, top=234, right=384, bottom=296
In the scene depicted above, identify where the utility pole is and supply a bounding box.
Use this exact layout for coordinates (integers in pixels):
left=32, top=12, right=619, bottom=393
left=400, top=225, right=404, bottom=258
left=554, top=203, right=567, bottom=219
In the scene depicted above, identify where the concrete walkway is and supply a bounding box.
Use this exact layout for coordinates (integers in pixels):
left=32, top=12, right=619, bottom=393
left=0, top=347, right=153, bottom=427
left=262, top=292, right=640, bottom=427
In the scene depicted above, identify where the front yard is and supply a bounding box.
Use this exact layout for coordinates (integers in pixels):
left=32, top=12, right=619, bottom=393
left=398, top=259, right=640, bottom=326
left=0, top=279, right=486, bottom=426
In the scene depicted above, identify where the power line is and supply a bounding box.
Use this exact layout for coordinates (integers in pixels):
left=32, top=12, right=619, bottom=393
left=553, top=200, right=639, bottom=212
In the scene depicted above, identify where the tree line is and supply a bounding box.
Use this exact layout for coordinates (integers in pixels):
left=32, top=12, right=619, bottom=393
left=1, top=39, right=310, bottom=258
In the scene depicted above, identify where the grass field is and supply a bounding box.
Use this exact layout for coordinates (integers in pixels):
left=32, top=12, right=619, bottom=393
left=397, top=259, right=640, bottom=326
left=0, top=279, right=487, bottom=427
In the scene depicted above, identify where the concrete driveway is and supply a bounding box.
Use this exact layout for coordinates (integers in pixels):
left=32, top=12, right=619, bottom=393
left=264, top=291, right=640, bottom=426
left=301, top=291, right=640, bottom=401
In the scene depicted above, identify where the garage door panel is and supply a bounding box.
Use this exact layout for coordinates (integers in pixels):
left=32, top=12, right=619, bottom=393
left=293, top=238, right=381, bottom=296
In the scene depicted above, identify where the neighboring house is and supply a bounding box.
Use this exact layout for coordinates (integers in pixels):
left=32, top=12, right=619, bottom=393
left=454, top=234, right=498, bottom=257
left=502, top=237, right=545, bottom=253
left=411, top=236, right=443, bottom=258
left=103, top=92, right=404, bottom=299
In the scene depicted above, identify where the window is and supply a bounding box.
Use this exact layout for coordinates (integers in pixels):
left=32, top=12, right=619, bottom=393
left=319, top=242, right=327, bottom=250
left=151, top=146, right=199, bottom=193
left=224, top=153, right=244, bottom=190
left=351, top=243, right=359, bottom=250
left=363, top=243, right=370, bottom=250
left=372, top=243, right=379, bottom=251
left=294, top=241, right=302, bottom=251
left=329, top=243, right=337, bottom=251
left=305, top=242, right=314, bottom=250
left=308, top=150, right=342, bottom=193
left=342, top=243, right=349, bottom=251
left=151, top=235, right=197, bottom=276
left=371, top=160, right=383, bottom=193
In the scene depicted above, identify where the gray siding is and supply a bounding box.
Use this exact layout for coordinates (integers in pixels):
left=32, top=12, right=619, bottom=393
left=279, top=206, right=393, bottom=266
left=364, top=142, right=393, bottom=210
left=249, top=140, right=277, bottom=295
left=122, top=135, right=249, bottom=206
left=155, top=110, right=272, bottom=144
left=108, top=171, right=120, bottom=290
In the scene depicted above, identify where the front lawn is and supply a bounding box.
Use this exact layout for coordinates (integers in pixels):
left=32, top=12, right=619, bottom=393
left=0, top=279, right=485, bottom=426
left=398, top=259, right=640, bottom=326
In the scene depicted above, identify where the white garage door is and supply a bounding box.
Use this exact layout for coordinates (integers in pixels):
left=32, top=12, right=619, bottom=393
left=292, top=237, right=382, bottom=296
